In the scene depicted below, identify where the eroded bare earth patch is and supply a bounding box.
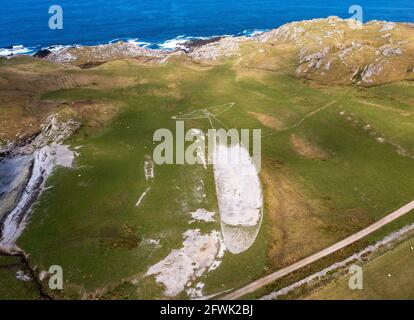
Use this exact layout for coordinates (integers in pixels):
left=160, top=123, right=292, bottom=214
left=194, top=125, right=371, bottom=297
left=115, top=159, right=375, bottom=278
left=289, top=134, right=328, bottom=160
left=248, top=111, right=283, bottom=130
left=262, top=164, right=332, bottom=268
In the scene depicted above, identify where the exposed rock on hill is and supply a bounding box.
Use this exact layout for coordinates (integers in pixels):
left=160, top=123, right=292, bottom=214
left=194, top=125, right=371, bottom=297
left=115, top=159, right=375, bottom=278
left=2, top=17, right=413, bottom=153
left=187, top=36, right=248, bottom=62
left=255, top=17, right=414, bottom=85
left=45, top=42, right=169, bottom=66
left=39, top=17, right=414, bottom=86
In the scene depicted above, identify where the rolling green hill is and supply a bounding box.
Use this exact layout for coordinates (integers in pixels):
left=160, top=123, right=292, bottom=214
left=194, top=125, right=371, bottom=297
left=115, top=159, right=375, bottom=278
left=1, top=17, right=414, bottom=299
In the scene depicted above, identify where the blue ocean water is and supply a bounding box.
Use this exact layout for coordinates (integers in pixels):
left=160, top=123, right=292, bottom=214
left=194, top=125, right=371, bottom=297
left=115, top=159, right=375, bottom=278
left=0, top=0, right=413, bottom=52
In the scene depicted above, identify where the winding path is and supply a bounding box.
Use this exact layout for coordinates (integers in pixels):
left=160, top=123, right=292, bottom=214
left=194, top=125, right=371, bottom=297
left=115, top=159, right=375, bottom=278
left=221, top=200, right=414, bottom=300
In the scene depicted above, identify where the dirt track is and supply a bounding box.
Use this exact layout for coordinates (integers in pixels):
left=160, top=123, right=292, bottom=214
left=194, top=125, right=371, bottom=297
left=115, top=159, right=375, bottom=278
left=221, top=200, right=414, bottom=300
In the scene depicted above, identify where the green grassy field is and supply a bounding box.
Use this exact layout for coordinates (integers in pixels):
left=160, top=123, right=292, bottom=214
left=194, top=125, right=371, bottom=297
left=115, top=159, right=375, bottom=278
left=0, top=52, right=413, bottom=299
left=0, top=256, right=40, bottom=300
left=304, top=235, right=414, bottom=300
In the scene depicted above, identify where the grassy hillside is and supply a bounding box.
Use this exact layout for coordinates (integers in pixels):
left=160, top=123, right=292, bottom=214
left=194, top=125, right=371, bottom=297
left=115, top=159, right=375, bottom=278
left=1, top=18, right=414, bottom=299
left=304, top=235, right=414, bottom=300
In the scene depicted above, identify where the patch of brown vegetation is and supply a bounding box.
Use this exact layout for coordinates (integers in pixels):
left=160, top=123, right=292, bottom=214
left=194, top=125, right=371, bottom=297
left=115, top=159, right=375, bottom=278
left=248, top=111, right=283, bottom=130
left=149, top=88, right=182, bottom=100
left=355, top=99, right=413, bottom=117
left=261, top=161, right=337, bottom=269
left=289, top=134, right=328, bottom=160
left=0, top=58, right=132, bottom=146
left=236, top=41, right=297, bottom=74
left=234, top=67, right=273, bottom=83
left=69, top=101, right=119, bottom=127
left=97, top=224, right=140, bottom=250
left=261, top=159, right=374, bottom=271
left=78, top=61, right=108, bottom=69
left=99, top=237, right=140, bottom=250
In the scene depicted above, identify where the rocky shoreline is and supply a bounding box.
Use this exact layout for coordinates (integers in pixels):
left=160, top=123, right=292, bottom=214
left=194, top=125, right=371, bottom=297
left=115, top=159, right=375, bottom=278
left=1, top=16, right=413, bottom=87
left=1, top=16, right=409, bottom=86
left=32, top=34, right=248, bottom=67
left=0, top=115, right=79, bottom=251
left=0, top=111, right=80, bottom=300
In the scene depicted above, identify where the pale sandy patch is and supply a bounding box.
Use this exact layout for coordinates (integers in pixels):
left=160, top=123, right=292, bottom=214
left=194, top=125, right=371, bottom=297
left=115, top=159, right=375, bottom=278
left=190, top=209, right=215, bottom=223
left=146, top=229, right=225, bottom=297
left=290, top=134, right=328, bottom=160
left=136, top=187, right=151, bottom=207
left=144, top=159, right=154, bottom=180
left=213, top=144, right=263, bottom=254
left=248, top=111, right=283, bottom=130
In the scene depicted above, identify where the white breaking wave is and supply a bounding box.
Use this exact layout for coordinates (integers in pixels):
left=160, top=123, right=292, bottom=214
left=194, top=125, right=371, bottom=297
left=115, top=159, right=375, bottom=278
left=47, top=45, right=74, bottom=53
left=156, top=35, right=191, bottom=50
left=0, top=45, right=33, bottom=57
left=0, top=28, right=268, bottom=58
left=154, top=35, right=224, bottom=50
left=241, top=29, right=269, bottom=37
left=126, top=38, right=151, bottom=48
